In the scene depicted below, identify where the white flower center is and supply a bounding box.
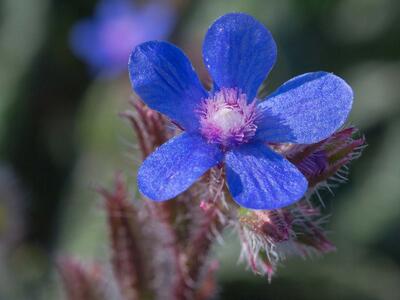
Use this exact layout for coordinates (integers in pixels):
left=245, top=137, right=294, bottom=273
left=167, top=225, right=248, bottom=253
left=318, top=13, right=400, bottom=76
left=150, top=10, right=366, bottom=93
left=198, top=88, right=258, bottom=148
left=211, top=107, right=244, bottom=134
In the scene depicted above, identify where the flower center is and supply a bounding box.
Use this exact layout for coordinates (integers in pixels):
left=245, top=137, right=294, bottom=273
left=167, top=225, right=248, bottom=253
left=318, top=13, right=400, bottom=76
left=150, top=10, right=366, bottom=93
left=198, top=88, right=258, bottom=148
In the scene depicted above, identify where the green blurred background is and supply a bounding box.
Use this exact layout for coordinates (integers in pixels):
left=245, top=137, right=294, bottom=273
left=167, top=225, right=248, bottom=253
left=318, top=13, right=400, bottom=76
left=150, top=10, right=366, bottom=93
left=1, top=0, right=400, bottom=299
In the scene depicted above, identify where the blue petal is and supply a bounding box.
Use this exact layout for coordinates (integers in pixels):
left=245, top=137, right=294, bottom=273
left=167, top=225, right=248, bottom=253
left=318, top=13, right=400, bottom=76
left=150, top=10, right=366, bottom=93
left=256, top=72, right=353, bottom=144
left=203, top=13, right=277, bottom=102
left=138, top=133, right=223, bottom=201
left=225, top=143, right=307, bottom=209
left=129, top=41, right=207, bottom=132
left=70, top=20, right=107, bottom=72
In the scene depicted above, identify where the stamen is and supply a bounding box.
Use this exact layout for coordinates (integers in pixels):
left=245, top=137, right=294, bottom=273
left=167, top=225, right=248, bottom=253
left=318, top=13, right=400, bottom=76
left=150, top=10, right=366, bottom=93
left=198, top=89, right=258, bottom=148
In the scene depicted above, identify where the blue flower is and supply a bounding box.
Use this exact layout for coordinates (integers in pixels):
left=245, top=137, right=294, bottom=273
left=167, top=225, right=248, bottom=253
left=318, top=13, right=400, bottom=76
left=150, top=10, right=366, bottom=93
left=70, top=0, right=175, bottom=77
left=128, top=13, right=353, bottom=209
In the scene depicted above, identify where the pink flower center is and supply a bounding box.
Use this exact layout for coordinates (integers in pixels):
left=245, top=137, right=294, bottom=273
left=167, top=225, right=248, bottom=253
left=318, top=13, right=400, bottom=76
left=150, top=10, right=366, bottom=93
left=198, top=88, right=258, bottom=148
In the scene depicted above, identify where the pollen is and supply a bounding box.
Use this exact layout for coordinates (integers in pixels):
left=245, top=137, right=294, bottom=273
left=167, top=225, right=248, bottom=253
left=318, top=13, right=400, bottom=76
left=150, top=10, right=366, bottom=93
left=198, top=88, right=258, bottom=148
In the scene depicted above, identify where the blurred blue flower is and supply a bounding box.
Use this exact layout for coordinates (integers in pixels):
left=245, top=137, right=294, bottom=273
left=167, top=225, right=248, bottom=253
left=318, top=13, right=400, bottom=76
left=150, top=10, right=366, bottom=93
left=70, top=0, right=175, bottom=77
left=128, top=13, right=353, bottom=209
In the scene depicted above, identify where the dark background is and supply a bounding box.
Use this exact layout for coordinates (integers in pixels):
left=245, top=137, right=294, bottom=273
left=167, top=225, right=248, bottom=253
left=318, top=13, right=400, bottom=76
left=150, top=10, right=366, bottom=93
left=1, top=0, right=400, bottom=299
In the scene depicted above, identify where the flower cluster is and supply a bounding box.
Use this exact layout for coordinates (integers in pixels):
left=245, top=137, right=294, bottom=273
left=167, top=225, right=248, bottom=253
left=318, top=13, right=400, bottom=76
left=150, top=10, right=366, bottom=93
left=59, top=12, right=365, bottom=300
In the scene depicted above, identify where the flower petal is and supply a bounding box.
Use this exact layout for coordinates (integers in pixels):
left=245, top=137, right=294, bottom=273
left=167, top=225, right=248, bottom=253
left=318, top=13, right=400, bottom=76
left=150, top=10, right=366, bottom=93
left=256, top=72, right=353, bottom=143
left=70, top=20, right=107, bottom=72
left=138, top=133, right=223, bottom=201
left=129, top=41, right=207, bottom=131
left=225, top=143, right=307, bottom=209
left=203, top=13, right=277, bottom=102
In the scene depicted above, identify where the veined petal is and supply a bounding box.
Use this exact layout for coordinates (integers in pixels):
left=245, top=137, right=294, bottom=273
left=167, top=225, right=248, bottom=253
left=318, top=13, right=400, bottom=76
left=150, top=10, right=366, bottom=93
left=256, top=72, right=353, bottom=144
left=138, top=133, right=223, bottom=201
left=203, top=13, right=277, bottom=102
left=129, top=41, right=207, bottom=132
left=225, top=143, right=307, bottom=209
